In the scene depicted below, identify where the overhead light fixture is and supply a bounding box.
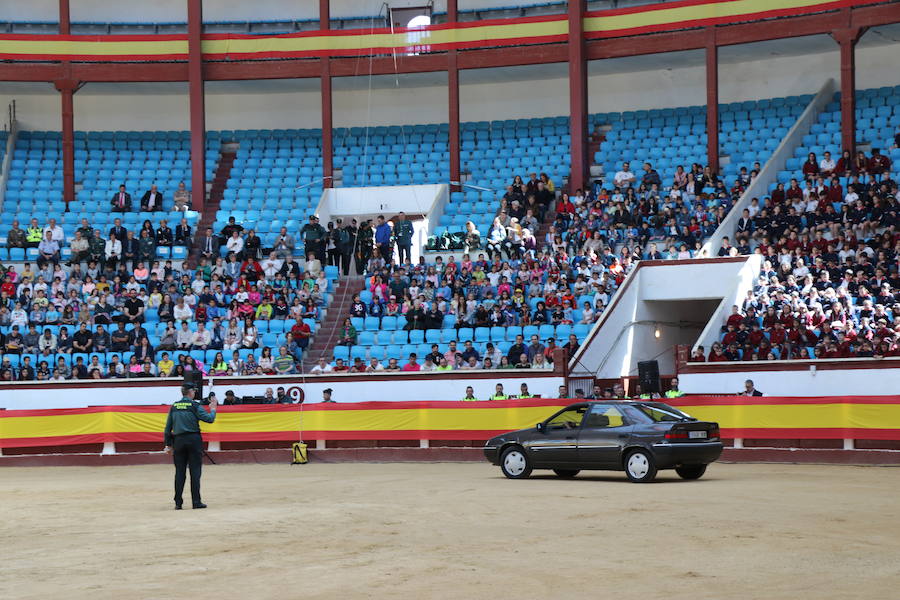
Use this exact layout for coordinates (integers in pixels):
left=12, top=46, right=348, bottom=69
left=654, top=326, right=661, bottom=339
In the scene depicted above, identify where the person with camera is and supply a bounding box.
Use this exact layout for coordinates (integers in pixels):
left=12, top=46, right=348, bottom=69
left=163, top=383, right=217, bottom=509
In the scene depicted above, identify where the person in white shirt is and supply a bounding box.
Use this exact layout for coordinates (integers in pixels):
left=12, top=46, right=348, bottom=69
left=176, top=321, right=194, bottom=349
left=844, top=186, right=859, bottom=204
left=310, top=357, right=333, bottom=375
left=10, top=302, right=29, bottom=327
left=819, top=151, right=836, bottom=175
left=191, top=322, right=212, bottom=350
left=226, top=231, right=244, bottom=256
left=43, top=218, right=65, bottom=244
left=104, top=234, right=122, bottom=269
left=613, top=162, right=636, bottom=188
left=173, top=298, right=193, bottom=322
left=366, top=358, right=384, bottom=372
left=262, top=252, right=283, bottom=279
left=420, top=357, right=436, bottom=371
left=747, top=197, right=760, bottom=218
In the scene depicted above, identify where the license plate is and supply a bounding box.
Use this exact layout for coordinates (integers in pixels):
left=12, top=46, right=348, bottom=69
left=688, top=431, right=707, bottom=439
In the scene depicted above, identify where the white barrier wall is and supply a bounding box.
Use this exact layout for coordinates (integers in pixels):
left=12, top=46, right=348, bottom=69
left=679, top=364, right=900, bottom=396
left=0, top=373, right=564, bottom=410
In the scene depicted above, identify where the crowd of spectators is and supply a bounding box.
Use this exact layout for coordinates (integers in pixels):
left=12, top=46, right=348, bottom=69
left=0, top=219, right=329, bottom=379
left=698, top=147, right=899, bottom=361
left=475, top=162, right=747, bottom=266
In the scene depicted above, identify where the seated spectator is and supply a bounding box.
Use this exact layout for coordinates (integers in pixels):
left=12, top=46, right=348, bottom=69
left=310, top=357, right=333, bottom=375
left=110, top=184, right=132, bottom=212
left=173, top=181, right=191, bottom=211
left=140, top=184, right=163, bottom=212
left=337, top=318, right=357, bottom=346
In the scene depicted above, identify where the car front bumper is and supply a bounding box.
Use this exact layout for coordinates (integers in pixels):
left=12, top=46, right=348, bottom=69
left=483, top=445, right=501, bottom=465
left=651, top=441, right=724, bottom=468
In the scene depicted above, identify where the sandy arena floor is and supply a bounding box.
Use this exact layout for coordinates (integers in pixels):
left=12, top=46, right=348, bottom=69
left=2, top=461, right=899, bottom=599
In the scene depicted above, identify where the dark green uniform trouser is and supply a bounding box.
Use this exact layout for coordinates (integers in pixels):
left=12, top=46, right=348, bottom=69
left=173, top=432, right=204, bottom=506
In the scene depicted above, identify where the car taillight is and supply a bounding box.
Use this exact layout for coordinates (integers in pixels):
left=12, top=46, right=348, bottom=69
left=665, top=430, right=689, bottom=440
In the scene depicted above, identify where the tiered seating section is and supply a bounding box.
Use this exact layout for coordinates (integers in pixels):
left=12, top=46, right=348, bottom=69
left=2, top=130, right=207, bottom=261
left=704, top=86, right=899, bottom=362
left=591, top=95, right=810, bottom=257
left=0, top=260, right=339, bottom=380
left=215, top=129, right=322, bottom=250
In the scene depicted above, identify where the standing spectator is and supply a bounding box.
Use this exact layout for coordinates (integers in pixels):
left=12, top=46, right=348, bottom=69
left=393, top=212, right=414, bottom=264
left=374, top=215, right=393, bottom=261
left=300, top=215, right=326, bottom=263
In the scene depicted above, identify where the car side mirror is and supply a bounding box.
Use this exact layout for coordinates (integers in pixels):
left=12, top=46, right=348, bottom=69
left=536, top=422, right=546, bottom=433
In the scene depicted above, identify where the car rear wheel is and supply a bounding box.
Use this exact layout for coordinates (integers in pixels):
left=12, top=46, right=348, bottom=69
left=500, top=447, right=532, bottom=479
left=675, top=464, right=707, bottom=480
left=624, top=449, right=657, bottom=483
left=553, top=469, right=580, bottom=478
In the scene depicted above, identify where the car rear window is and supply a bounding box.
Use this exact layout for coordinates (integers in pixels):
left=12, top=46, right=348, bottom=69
left=636, top=404, right=692, bottom=422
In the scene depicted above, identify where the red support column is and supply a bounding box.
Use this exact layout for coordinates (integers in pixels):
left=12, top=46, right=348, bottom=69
left=320, top=0, right=333, bottom=188
left=705, top=28, right=719, bottom=173
left=187, top=0, right=205, bottom=211
left=448, top=0, right=461, bottom=191
left=56, top=79, right=77, bottom=204
left=59, top=0, right=70, bottom=34
left=568, top=0, right=588, bottom=193
left=58, top=0, right=75, bottom=204
left=832, top=26, right=866, bottom=156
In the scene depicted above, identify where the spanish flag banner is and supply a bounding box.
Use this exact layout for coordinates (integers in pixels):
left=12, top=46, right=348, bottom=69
left=0, top=0, right=881, bottom=62
left=2, top=396, right=899, bottom=448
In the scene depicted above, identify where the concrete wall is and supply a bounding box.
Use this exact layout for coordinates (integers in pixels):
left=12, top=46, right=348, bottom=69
left=679, top=364, right=900, bottom=396
left=0, top=372, right=563, bottom=410
left=571, top=259, right=751, bottom=379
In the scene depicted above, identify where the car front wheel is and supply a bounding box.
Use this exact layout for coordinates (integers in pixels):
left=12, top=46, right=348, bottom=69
left=624, top=449, right=657, bottom=483
left=675, top=464, right=707, bottom=480
left=500, top=446, right=532, bottom=479
left=553, top=469, right=580, bottom=478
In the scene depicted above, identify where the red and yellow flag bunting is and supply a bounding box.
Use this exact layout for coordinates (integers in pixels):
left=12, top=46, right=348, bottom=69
left=2, top=396, right=900, bottom=448
left=0, top=0, right=880, bottom=62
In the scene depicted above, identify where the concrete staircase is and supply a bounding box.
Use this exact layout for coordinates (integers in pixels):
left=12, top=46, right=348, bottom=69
left=187, top=148, right=235, bottom=267
left=303, top=274, right=367, bottom=366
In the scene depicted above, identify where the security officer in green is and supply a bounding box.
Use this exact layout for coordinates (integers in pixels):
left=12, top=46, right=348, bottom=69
left=461, top=386, right=478, bottom=401
left=25, top=218, right=43, bottom=248
left=489, top=383, right=509, bottom=401
left=665, top=377, right=685, bottom=398
left=163, top=384, right=217, bottom=509
left=518, top=383, right=533, bottom=399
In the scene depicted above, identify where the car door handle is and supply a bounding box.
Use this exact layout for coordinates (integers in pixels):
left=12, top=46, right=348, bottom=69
left=618, top=434, right=628, bottom=439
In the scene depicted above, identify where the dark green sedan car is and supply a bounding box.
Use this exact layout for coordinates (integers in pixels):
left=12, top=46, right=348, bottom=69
left=483, top=401, right=723, bottom=482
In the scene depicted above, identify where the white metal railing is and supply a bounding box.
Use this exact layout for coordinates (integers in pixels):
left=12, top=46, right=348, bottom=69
left=700, top=78, right=837, bottom=257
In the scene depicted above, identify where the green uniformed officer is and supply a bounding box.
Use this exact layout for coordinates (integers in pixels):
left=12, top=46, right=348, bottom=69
left=163, top=384, right=217, bottom=509
left=665, top=377, right=685, bottom=398
left=489, top=383, right=509, bottom=401
left=25, top=220, right=43, bottom=248
left=518, top=383, right=533, bottom=399
left=461, top=386, right=478, bottom=401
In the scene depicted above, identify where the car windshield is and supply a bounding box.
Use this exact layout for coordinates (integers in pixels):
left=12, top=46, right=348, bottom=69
left=636, top=403, right=693, bottom=422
